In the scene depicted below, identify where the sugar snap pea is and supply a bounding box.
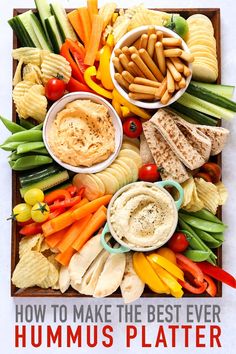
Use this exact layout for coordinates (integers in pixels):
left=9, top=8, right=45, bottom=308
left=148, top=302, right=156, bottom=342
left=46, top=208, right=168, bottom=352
left=205, top=240, right=223, bottom=249
left=178, top=213, right=226, bottom=233
left=32, top=148, right=49, bottom=155
left=180, top=209, right=223, bottom=224
left=191, top=226, right=220, bottom=246
left=17, top=141, right=45, bottom=154
left=0, top=141, right=26, bottom=151
left=0, top=115, right=26, bottom=133
left=19, top=118, right=35, bottom=129
left=11, top=155, right=53, bottom=171
left=4, top=130, right=43, bottom=143
left=30, top=122, right=44, bottom=131
left=211, top=233, right=224, bottom=242
left=184, top=250, right=210, bottom=262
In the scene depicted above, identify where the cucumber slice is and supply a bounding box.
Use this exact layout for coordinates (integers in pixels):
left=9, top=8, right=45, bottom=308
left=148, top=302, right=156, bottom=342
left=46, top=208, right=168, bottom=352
left=191, top=81, right=235, bottom=99
left=50, top=1, right=77, bottom=41
left=18, top=11, right=42, bottom=48
left=29, top=13, right=52, bottom=51
left=178, top=92, right=236, bottom=120
left=45, top=16, right=63, bottom=53
left=19, top=164, right=64, bottom=187
left=9, top=17, right=36, bottom=47
left=187, top=83, right=236, bottom=112
left=20, top=170, right=69, bottom=197
left=171, top=102, right=218, bottom=126
left=35, top=0, right=52, bottom=34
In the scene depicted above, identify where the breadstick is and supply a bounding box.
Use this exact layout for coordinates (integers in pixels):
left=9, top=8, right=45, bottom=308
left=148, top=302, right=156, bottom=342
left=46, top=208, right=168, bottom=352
left=115, top=73, right=130, bottom=91
left=119, top=53, right=130, bottom=71
left=155, top=42, right=166, bottom=76
left=170, top=57, right=184, bottom=72
left=162, top=37, right=182, bottom=47
left=131, top=53, right=157, bottom=81
left=161, top=89, right=172, bottom=105
left=128, top=62, right=145, bottom=78
left=129, top=92, right=156, bottom=101
left=156, top=77, right=167, bottom=98
left=132, top=37, right=141, bottom=49
left=178, top=76, right=186, bottom=89
left=167, top=69, right=175, bottom=93
left=129, top=46, right=139, bottom=55
left=166, top=60, right=182, bottom=81
left=129, top=83, right=159, bottom=96
left=156, top=30, right=163, bottom=42
left=122, top=71, right=134, bottom=84
left=164, top=48, right=182, bottom=57
left=183, top=64, right=191, bottom=77
left=175, top=81, right=180, bottom=91
left=148, top=26, right=156, bottom=36
left=134, top=77, right=161, bottom=88
left=121, top=46, right=131, bottom=60
left=114, top=48, right=122, bottom=57
left=180, top=50, right=194, bottom=63
left=147, top=34, right=157, bottom=58
left=138, top=49, right=164, bottom=82
left=112, top=57, right=123, bottom=74
left=139, top=34, right=148, bottom=49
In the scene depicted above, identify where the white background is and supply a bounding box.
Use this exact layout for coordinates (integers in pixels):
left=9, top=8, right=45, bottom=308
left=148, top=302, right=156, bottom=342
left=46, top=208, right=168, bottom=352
left=0, top=0, right=235, bottom=353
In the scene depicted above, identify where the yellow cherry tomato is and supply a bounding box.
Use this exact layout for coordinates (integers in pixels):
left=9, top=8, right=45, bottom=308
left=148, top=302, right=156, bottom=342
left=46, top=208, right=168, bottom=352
left=12, top=203, right=32, bottom=222
left=31, top=202, right=50, bottom=223
left=24, top=188, right=44, bottom=206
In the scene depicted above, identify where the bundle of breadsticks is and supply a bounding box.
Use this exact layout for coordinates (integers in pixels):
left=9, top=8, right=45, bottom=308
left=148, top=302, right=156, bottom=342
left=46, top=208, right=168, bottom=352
left=112, top=26, right=194, bottom=105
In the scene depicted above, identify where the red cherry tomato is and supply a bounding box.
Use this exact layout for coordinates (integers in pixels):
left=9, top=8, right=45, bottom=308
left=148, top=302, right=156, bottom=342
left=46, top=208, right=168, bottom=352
left=195, top=172, right=212, bottom=183
left=138, top=164, right=161, bottom=182
left=200, top=162, right=222, bottom=183
left=123, top=117, right=142, bottom=138
left=168, top=232, right=189, bottom=253
left=45, top=78, right=66, bottom=101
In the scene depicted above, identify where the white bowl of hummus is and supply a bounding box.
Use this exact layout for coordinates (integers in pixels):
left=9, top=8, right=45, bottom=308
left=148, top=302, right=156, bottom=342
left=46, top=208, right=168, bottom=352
left=43, top=92, right=123, bottom=174
left=100, top=180, right=184, bottom=253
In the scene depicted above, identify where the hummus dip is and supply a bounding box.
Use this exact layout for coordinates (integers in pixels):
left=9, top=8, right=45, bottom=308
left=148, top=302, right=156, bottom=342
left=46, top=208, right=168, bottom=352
left=48, top=99, right=115, bottom=167
left=110, top=182, right=177, bottom=248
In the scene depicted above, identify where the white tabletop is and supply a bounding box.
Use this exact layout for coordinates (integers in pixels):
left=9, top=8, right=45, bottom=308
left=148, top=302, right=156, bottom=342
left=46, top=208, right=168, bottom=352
left=0, top=1, right=235, bottom=353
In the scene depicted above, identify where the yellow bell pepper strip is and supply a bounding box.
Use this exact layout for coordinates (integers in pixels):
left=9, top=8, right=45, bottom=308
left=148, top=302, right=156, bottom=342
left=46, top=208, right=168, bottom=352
left=156, top=247, right=177, bottom=264
left=148, top=253, right=184, bottom=281
left=84, top=66, right=113, bottom=99
left=112, top=98, right=122, bottom=118
left=147, top=256, right=184, bottom=298
left=112, top=89, right=151, bottom=120
left=106, top=33, right=114, bottom=48
left=112, top=12, right=118, bottom=25
left=100, top=45, right=114, bottom=90
left=121, top=106, right=132, bottom=118
left=133, top=252, right=170, bottom=294
left=96, top=61, right=102, bottom=80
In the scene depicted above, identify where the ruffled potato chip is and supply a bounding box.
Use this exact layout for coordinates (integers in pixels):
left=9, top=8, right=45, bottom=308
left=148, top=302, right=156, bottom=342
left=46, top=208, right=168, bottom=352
left=12, top=48, right=50, bottom=66
left=181, top=177, right=195, bottom=207
left=186, top=184, right=204, bottom=212
left=19, top=234, right=43, bottom=259
left=195, top=178, right=220, bottom=214
left=23, top=63, right=42, bottom=84
left=216, top=182, right=228, bottom=205
left=21, top=84, right=47, bottom=122
left=12, top=58, right=24, bottom=86
left=12, top=251, right=49, bottom=288
left=37, top=261, right=59, bottom=289
left=13, top=80, right=35, bottom=109
left=41, top=53, right=71, bottom=84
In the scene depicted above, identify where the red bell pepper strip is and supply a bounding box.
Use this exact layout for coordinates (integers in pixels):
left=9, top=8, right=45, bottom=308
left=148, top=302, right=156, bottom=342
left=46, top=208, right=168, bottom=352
left=179, top=278, right=207, bottom=294
left=203, top=274, right=217, bottom=297
left=77, top=186, right=85, bottom=198
left=18, top=218, right=34, bottom=227
left=48, top=207, right=66, bottom=220
left=176, top=253, right=204, bottom=283
left=65, top=185, right=78, bottom=197
left=66, top=77, right=92, bottom=93
left=49, top=196, right=81, bottom=211
left=60, top=40, right=86, bottom=84
left=198, top=262, right=236, bottom=288
left=44, top=189, right=71, bottom=205
left=19, top=222, right=42, bottom=236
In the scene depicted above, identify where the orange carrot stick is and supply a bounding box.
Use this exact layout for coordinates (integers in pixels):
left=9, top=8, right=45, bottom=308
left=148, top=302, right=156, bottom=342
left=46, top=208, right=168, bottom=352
left=84, top=14, right=104, bottom=66
left=72, top=206, right=107, bottom=251
left=77, top=7, right=91, bottom=49
left=71, top=195, right=112, bottom=221
left=68, top=9, right=85, bottom=44
left=55, top=247, right=75, bottom=266
left=87, top=0, right=98, bottom=22
left=45, top=227, right=70, bottom=248
left=57, top=214, right=93, bottom=252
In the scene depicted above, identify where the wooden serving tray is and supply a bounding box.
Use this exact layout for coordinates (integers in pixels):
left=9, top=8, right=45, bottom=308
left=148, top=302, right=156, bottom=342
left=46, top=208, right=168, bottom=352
left=11, top=8, right=222, bottom=297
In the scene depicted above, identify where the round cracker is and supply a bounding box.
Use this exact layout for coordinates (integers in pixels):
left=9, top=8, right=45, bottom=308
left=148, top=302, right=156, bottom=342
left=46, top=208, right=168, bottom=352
left=121, top=143, right=140, bottom=154
left=115, top=160, right=134, bottom=183
left=189, top=44, right=216, bottom=55
left=192, top=63, right=218, bottom=82
left=111, top=163, right=130, bottom=185
left=96, top=171, right=119, bottom=194
left=89, top=174, right=106, bottom=196
left=123, top=137, right=140, bottom=148
left=117, top=156, right=138, bottom=182
left=73, top=174, right=102, bottom=200
left=118, top=149, right=142, bottom=169
left=106, top=167, right=126, bottom=188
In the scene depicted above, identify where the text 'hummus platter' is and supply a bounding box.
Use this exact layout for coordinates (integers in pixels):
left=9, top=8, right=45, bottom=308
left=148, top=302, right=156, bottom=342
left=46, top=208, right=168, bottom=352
left=1, top=0, right=235, bottom=300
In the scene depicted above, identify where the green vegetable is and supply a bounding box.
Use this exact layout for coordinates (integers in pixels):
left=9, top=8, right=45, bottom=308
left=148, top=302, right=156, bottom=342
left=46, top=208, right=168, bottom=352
left=4, top=130, right=42, bottom=143
left=45, top=16, right=63, bottom=54
left=19, top=119, right=35, bottom=129
left=180, top=209, right=223, bottom=224
left=191, top=81, right=235, bottom=99
left=17, top=141, right=45, bottom=154
left=187, top=83, right=236, bottom=112
left=211, top=233, right=224, bottom=242
left=179, top=213, right=226, bottom=233
left=11, top=155, right=53, bottom=171
left=171, top=102, right=218, bottom=126
left=184, top=250, right=210, bottom=262
left=205, top=240, right=223, bottom=249
left=30, top=122, right=44, bottom=130
left=19, top=164, right=65, bottom=187
left=178, top=92, right=235, bottom=120
left=0, top=115, right=26, bottom=133
left=20, top=170, right=70, bottom=197
left=1, top=141, right=26, bottom=151
left=166, top=15, right=189, bottom=39
left=8, top=16, right=35, bottom=47
left=32, top=148, right=49, bottom=155
left=191, top=227, right=222, bottom=248
left=50, top=1, right=77, bottom=42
